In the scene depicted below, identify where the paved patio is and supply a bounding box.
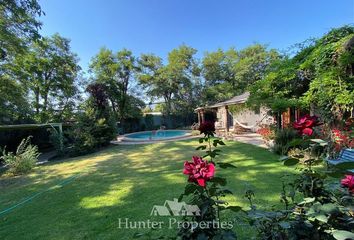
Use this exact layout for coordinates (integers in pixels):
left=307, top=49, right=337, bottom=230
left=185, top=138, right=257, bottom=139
left=221, top=133, right=267, bottom=148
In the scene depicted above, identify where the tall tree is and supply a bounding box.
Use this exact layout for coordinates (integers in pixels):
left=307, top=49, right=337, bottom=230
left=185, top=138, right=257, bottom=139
left=202, top=44, right=278, bottom=103
left=13, top=34, right=81, bottom=122
left=0, top=0, right=43, bottom=123
left=248, top=26, right=354, bottom=123
left=0, top=0, right=43, bottom=60
left=69, top=83, right=116, bottom=156
left=89, top=48, right=139, bottom=128
left=138, top=45, right=200, bottom=115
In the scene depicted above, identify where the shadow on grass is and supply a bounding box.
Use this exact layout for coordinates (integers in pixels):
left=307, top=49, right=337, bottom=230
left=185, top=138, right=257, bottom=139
left=0, top=139, right=297, bottom=239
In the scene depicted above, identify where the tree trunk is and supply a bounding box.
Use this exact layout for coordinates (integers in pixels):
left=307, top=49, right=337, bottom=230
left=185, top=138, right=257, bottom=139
left=34, top=88, right=40, bottom=116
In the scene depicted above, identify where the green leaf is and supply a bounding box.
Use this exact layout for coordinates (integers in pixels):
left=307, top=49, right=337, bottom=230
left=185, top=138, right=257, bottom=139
left=283, top=158, right=299, bottom=166
left=320, top=203, right=338, bottom=214
left=196, top=145, right=207, bottom=150
left=183, top=183, right=200, bottom=196
left=218, top=162, right=237, bottom=169
left=199, top=138, right=204, bottom=143
left=314, top=214, right=328, bottom=223
left=325, top=170, right=344, bottom=178
left=299, top=197, right=315, bottom=205
left=332, top=230, right=354, bottom=240
left=210, top=177, right=227, bottom=186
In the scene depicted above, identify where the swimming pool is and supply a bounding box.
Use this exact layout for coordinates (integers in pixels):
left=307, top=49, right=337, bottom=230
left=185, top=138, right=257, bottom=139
left=122, top=130, right=191, bottom=142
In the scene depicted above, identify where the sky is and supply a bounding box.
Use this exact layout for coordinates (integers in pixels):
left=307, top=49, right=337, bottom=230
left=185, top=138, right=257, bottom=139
left=38, top=0, right=354, bottom=72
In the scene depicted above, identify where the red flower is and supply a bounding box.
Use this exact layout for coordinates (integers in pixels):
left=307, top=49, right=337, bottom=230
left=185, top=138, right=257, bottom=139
left=332, top=128, right=354, bottom=152
left=341, top=175, right=354, bottom=194
left=293, top=115, right=320, bottom=136
left=198, top=121, right=215, bottom=135
left=183, top=156, right=215, bottom=187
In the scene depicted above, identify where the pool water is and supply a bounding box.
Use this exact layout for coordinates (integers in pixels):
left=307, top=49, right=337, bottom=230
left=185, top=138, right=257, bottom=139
left=124, top=130, right=189, bottom=141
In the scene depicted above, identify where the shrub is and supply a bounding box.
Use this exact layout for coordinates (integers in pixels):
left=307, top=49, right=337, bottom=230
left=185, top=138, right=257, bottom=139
left=48, top=127, right=66, bottom=157
left=1, top=137, right=39, bottom=175
left=318, top=118, right=354, bottom=157
left=257, top=125, right=276, bottom=142
left=273, top=128, right=302, bottom=155
left=245, top=152, right=354, bottom=240
left=68, top=83, right=116, bottom=156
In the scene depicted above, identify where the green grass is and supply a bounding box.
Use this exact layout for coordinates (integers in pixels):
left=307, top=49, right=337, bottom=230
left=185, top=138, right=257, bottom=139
left=0, top=139, right=297, bottom=239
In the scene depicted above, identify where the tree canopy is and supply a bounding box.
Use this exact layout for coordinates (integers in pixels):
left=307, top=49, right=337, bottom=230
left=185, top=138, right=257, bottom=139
left=0, top=0, right=43, bottom=60
left=13, top=34, right=81, bottom=122
left=202, top=44, right=279, bottom=104
left=89, top=48, right=142, bottom=126
left=138, top=45, right=200, bottom=115
left=248, top=26, right=354, bottom=123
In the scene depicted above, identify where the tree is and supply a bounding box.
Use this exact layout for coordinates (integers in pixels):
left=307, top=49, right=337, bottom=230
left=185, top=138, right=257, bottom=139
left=248, top=26, right=354, bottom=124
left=202, top=44, right=279, bottom=104
left=69, top=83, right=116, bottom=156
left=89, top=48, right=139, bottom=129
left=0, top=74, right=30, bottom=123
left=0, top=0, right=43, bottom=123
left=302, top=26, right=354, bottom=122
left=138, top=45, right=200, bottom=116
left=13, top=34, right=81, bottom=122
left=0, top=0, right=43, bottom=60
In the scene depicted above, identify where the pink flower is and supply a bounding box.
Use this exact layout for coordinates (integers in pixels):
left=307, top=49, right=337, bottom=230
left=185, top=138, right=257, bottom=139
left=341, top=175, right=354, bottom=194
left=293, top=115, right=320, bottom=136
left=183, top=156, right=215, bottom=187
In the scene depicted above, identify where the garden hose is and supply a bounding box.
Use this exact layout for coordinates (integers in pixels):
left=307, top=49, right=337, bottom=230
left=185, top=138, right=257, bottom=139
left=0, top=172, right=81, bottom=217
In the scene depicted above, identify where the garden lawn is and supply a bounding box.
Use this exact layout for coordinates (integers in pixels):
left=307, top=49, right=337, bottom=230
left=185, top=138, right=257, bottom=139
left=0, top=139, right=297, bottom=239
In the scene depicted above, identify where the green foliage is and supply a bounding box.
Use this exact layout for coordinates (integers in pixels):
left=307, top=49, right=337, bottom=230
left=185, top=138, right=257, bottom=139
left=68, top=84, right=116, bottom=156
left=89, top=48, right=142, bottom=128
left=0, top=75, right=30, bottom=123
left=246, top=149, right=354, bottom=240
left=0, top=0, right=43, bottom=123
left=138, top=45, right=201, bottom=116
left=178, top=127, right=238, bottom=239
left=273, top=128, right=301, bottom=155
left=228, top=103, right=247, bottom=115
left=248, top=26, right=354, bottom=123
left=1, top=136, right=39, bottom=175
left=301, top=27, right=354, bottom=122
left=48, top=127, right=66, bottom=156
left=13, top=34, right=81, bottom=122
left=247, top=56, right=308, bottom=114
left=144, top=114, right=154, bottom=130
left=0, top=0, right=43, bottom=60
left=202, top=44, right=279, bottom=104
